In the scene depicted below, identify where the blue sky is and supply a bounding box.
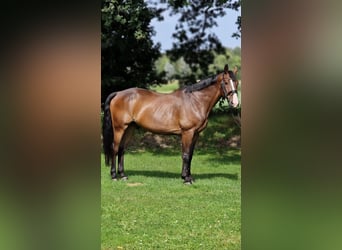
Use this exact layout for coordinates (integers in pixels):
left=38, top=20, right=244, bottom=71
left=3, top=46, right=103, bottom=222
left=150, top=8, right=241, bottom=52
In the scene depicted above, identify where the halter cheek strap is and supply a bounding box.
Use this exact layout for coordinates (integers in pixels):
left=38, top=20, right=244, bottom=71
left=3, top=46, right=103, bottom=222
left=221, top=73, right=238, bottom=98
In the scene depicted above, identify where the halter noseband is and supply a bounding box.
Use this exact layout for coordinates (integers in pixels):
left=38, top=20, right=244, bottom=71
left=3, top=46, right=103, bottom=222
left=220, top=73, right=238, bottom=99
left=220, top=72, right=241, bottom=128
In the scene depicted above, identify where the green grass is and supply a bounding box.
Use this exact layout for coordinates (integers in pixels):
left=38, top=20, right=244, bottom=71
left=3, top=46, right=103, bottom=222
left=101, top=114, right=241, bottom=249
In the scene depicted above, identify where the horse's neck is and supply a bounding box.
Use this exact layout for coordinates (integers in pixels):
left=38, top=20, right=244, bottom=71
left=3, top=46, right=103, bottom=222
left=192, top=83, right=222, bottom=114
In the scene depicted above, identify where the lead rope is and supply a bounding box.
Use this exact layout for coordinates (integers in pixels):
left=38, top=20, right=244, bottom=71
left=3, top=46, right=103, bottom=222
left=231, top=109, right=241, bottom=128
left=221, top=73, right=241, bottom=129
left=225, top=95, right=241, bottom=128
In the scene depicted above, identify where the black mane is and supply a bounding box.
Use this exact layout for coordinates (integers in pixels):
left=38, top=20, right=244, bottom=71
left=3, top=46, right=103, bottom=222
left=183, top=75, right=218, bottom=93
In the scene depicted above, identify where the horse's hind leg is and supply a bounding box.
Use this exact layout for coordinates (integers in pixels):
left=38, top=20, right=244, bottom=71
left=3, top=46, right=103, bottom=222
left=117, top=124, right=135, bottom=180
left=111, top=127, right=125, bottom=180
left=117, top=146, right=127, bottom=180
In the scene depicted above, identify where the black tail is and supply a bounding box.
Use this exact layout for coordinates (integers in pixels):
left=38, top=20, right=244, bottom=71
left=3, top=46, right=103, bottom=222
left=102, top=92, right=117, bottom=166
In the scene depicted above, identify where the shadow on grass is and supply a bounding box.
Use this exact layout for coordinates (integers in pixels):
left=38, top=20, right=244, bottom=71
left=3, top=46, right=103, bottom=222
left=195, top=147, right=241, bottom=164
left=128, top=139, right=240, bottom=160
left=128, top=147, right=241, bottom=166
left=125, top=170, right=238, bottom=181
left=125, top=113, right=240, bottom=157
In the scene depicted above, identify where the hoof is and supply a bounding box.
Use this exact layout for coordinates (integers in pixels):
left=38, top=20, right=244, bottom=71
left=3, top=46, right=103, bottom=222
left=112, top=178, right=118, bottom=181
left=183, top=175, right=194, bottom=184
left=121, top=176, right=128, bottom=181
left=183, top=179, right=193, bottom=185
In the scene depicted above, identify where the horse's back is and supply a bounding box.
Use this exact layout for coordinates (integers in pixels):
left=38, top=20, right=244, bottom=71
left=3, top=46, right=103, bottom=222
left=112, top=87, right=181, bottom=104
left=109, top=88, right=185, bottom=133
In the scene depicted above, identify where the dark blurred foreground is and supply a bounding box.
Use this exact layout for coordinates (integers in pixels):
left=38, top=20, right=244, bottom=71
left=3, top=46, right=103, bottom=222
left=243, top=1, right=342, bottom=249
left=0, top=2, right=100, bottom=250
left=1, top=0, right=342, bottom=250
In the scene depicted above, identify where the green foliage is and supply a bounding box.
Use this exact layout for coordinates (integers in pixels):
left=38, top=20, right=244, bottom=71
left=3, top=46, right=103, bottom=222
left=174, top=57, right=192, bottom=78
left=150, top=81, right=180, bottom=93
left=154, top=47, right=241, bottom=83
left=164, top=61, right=176, bottom=79
left=101, top=0, right=162, bottom=102
left=209, top=47, right=241, bottom=75
left=101, top=0, right=241, bottom=102
left=164, top=0, right=241, bottom=81
left=154, top=54, right=170, bottom=76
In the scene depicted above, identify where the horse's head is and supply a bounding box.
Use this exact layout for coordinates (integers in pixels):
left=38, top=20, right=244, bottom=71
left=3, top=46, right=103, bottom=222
left=220, top=65, right=239, bottom=108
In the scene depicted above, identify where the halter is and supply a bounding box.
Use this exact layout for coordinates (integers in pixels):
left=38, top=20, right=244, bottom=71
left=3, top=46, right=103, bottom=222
left=220, top=73, right=238, bottom=99
left=220, top=73, right=241, bottom=128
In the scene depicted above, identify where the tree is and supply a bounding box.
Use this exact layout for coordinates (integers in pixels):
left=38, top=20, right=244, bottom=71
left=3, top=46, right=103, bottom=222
left=154, top=54, right=169, bottom=77
left=174, top=57, right=192, bottom=78
left=161, top=0, right=241, bottom=83
left=164, top=62, right=176, bottom=80
left=208, top=47, right=241, bottom=74
left=101, top=0, right=162, bottom=103
left=101, top=0, right=241, bottom=102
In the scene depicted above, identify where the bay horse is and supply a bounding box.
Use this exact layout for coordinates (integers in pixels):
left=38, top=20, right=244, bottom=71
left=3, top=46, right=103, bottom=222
left=102, top=65, right=239, bottom=184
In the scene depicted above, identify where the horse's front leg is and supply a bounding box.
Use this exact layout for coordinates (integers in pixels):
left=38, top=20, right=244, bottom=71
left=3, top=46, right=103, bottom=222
left=181, top=152, right=190, bottom=180
left=181, top=131, right=199, bottom=184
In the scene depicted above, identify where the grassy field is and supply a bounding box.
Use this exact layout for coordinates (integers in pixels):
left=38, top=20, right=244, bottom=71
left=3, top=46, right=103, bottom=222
left=101, top=83, right=241, bottom=249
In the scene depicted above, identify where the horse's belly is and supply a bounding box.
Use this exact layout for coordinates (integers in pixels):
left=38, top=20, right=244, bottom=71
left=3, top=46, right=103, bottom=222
left=137, top=121, right=181, bottom=135
left=132, top=102, right=182, bottom=134
left=135, top=115, right=181, bottom=135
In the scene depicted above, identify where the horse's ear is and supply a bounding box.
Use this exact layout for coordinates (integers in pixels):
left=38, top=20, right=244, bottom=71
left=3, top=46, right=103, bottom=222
left=224, top=64, right=229, bottom=73
left=233, top=66, right=239, bottom=75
